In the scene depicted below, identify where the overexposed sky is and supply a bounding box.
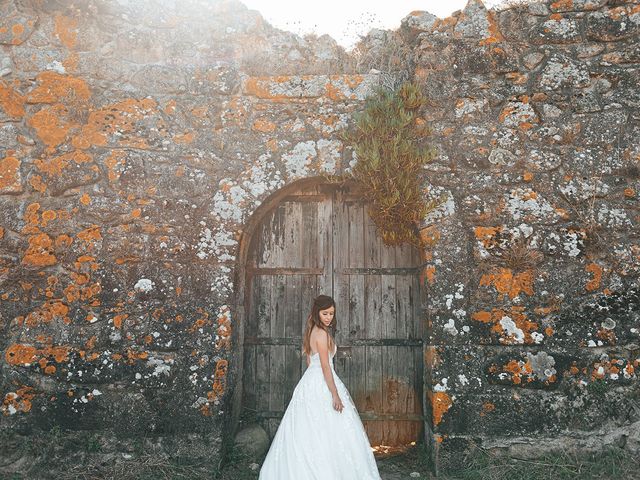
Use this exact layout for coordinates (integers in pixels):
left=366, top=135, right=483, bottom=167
left=241, top=0, right=507, bottom=50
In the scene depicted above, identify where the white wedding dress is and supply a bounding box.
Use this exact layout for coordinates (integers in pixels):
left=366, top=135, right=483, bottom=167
left=259, top=344, right=382, bottom=479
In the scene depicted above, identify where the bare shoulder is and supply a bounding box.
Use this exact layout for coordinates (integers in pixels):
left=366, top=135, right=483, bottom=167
left=310, top=326, right=329, bottom=347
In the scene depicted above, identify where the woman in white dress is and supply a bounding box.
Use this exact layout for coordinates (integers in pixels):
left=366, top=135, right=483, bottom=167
left=259, top=294, right=382, bottom=479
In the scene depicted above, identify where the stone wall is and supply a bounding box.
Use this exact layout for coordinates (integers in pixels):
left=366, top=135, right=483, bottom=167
left=399, top=0, right=640, bottom=468
left=0, top=0, right=639, bottom=474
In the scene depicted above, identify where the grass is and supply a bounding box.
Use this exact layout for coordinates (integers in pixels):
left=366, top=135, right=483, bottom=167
left=3, top=431, right=638, bottom=479
left=5, top=453, right=222, bottom=480
left=437, top=445, right=640, bottom=480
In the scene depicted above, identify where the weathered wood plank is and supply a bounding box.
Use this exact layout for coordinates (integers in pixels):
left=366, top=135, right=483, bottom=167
left=364, top=204, right=382, bottom=339
left=381, top=238, right=397, bottom=339
left=283, top=275, right=301, bottom=407
left=333, top=188, right=350, bottom=347
left=318, top=191, right=332, bottom=295
left=348, top=201, right=365, bottom=341
left=256, top=343, right=270, bottom=427
left=243, top=344, right=257, bottom=411
left=365, top=344, right=383, bottom=446
left=269, top=274, right=286, bottom=414
left=300, top=273, right=317, bottom=367
left=349, top=345, right=366, bottom=413
left=301, top=200, right=318, bottom=269
left=363, top=203, right=382, bottom=446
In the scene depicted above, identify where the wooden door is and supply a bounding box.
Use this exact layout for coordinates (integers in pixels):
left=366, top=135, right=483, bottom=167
left=242, top=182, right=424, bottom=450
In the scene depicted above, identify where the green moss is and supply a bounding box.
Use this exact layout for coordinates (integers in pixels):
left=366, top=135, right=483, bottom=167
left=339, top=81, right=447, bottom=248
left=586, top=378, right=609, bottom=397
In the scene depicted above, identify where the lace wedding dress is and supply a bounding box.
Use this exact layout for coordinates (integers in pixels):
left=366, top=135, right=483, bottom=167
left=258, top=343, right=382, bottom=479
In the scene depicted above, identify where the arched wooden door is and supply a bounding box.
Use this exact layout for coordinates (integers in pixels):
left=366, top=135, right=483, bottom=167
left=242, top=181, right=424, bottom=452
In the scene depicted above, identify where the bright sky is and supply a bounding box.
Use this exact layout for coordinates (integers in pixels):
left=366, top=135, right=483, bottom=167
left=240, top=0, right=507, bottom=50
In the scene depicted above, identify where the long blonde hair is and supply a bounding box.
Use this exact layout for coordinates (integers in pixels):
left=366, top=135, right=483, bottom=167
left=302, top=294, right=337, bottom=356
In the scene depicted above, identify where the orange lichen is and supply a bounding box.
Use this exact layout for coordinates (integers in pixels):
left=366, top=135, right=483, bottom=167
left=40, top=210, right=56, bottom=227
left=54, top=14, right=78, bottom=49
left=471, top=310, right=492, bottom=323
left=126, top=348, right=149, bottom=362
left=596, top=327, right=617, bottom=345
left=244, top=76, right=293, bottom=101
left=506, top=72, right=528, bottom=85
left=204, top=359, right=229, bottom=415
left=480, top=402, right=496, bottom=416
left=27, top=72, right=90, bottom=104
left=0, top=80, right=26, bottom=117
left=474, top=226, right=503, bottom=250
left=12, top=23, right=25, bottom=37
left=28, top=104, right=79, bottom=149
left=496, top=358, right=536, bottom=385
left=80, top=193, right=91, bottom=205
left=252, top=119, right=277, bottom=133
left=191, top=105, right=208, bottom=118
left=419, top=225, right=440, bottom=249
left=478, top=10, right=504, bottom=46
left=1, top=387, right=36, bottom=415
left=72, top=98, right=157, bottom=149
left=0, top=155, right=21, bottom=191
left=550, top=0, right=573, bottom=10
left=76, top=225, right=102, bottom=246
left=164, top=99, right=177, bottom=114
left=472, top=306, right=541, bottom=344
left=24, top=300, right=70, bottom=327
left=29, top=174, right=47, bottom=192
left=21, top=202, right=42, bottom=234
left=174, top=132, right=195, bottom=143
left=113, top=313, right=129, bottom=330
left=430, top=391, right=452, bottom=426
left=188, top=308, right=211, bottom=333
left=22, top=233, right=57, bottom=266
left=103, top=150, right=126, bottom=181
left=5, top=343, right=70, bottom=366
left=62, top=52, right=80, bottom=72
left=35, top=150, right=92, bottom=177
left=215, top=306, right=232, bottom=351
left=55, top=234, right=73, bottom=248
left=325, top=82, right=346, bottom=101
left=585, top=263, right=603, bottom=291
left=479, top=267, right=535, bottom=299
left=422, top=264, right=436, bottom=286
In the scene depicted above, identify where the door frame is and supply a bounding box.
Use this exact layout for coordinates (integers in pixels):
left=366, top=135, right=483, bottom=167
left=223, top=176, right=428, bottom=453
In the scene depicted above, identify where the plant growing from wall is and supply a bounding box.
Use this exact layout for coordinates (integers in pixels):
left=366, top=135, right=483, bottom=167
left=338, top=81, right=446, bottom=249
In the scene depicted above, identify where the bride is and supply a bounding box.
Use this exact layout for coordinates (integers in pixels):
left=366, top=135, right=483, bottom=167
left=258, top=294, right=382, bottom=479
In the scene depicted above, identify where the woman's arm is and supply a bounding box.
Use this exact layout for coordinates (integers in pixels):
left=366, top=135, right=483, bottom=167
left=314, top=331, right=343, bottom=412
